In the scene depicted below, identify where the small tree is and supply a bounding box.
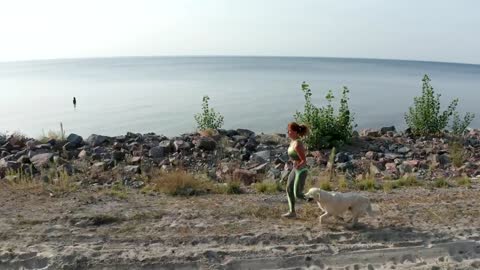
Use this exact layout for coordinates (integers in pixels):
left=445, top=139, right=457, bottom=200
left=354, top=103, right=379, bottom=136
left=295, top=82, right=356, bottom=150
left=405, top=74, right=474, bottom=136
left=194, top=95, right=224, bottom=130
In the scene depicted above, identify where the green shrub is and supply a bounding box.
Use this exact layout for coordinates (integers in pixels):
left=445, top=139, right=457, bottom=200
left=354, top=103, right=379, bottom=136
left=405, top=75, right=474, bottom=136
left=434, top=178, right=449, bottom=188
left=254, top=181, right=283, bottom=194
left=294, top=82, right=355, bottom=150
left=194, top=95, right=224, bottom=130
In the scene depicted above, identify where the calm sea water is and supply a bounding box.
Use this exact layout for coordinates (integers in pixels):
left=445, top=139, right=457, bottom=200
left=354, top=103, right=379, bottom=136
left=1, top=56, right=479, bottom=138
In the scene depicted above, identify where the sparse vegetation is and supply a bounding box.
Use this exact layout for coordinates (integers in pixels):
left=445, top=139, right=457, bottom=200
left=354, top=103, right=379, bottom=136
left=38, top=122, right=66, bottom=143
left=218, top=180, right=243, bottom=194
left=450, top=141, right=466, bottom=168
left=405, top=75, right=474, bottom=136
left=434, top=178, right=449, bottom=188
left=396, top=175, right=422, bottom=187
left=356, top=177, right=377, bottom=191
left=253, top=181, right=283, bottom=194
left=319, top=180, right=332, bottom=191
left=148, top=170, right=215, bottom=196
left=194, top=95, right=224, bottom=131
left=294, top=82, right=356, bottom=150
left=455, top=177, right=471, bottom=187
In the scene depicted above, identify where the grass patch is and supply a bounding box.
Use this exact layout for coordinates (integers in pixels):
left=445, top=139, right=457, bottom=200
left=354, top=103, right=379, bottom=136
left=253, top=181, right=283, bottom=194
left=383, top=181, right=398, bottom=193
left=148, top=170, right=215, bottom=196
left=449, top=141, right=466, bottom=168
left=337, top=175, right=349, bottom=191
left=433, top=178, right=449, bottom=188
left=319, top=180, right=332, bottom=191
left=397, top=175, right=422, bottom=187
left=455, top=177, right=471, bottom=187
left=356, top=178, right=377, bottom=191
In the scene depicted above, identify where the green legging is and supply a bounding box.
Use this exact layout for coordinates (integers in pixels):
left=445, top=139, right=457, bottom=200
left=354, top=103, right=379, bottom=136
left=286, top=168, right=308, bottom=213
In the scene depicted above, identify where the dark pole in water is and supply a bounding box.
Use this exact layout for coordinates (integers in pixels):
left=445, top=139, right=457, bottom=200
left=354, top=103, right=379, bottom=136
left=73, top=97, right=77, bottom=107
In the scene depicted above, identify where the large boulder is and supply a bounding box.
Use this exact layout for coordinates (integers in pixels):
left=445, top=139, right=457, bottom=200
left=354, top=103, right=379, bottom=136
left=31, top=153, right=54, bottom=170
left=86, top=134, right=110, bottom=147
left=233, top=169, right=257, bottom=185
left=195, top=137, right=217, bottom=151
left=251, top=150, right=271, bottom=163
left=66, top=133, right=84, bottom=148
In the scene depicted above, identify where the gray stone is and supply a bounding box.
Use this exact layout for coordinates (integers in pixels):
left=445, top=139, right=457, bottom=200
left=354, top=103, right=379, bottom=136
left=236, top=129, right=255, bottom=138
left=195, top=137, right=217, bottom=151
left=66, top=133, right=84, bottom=147
left=159, top=140, right=174, bottom=154
left=86, top=134, right=109, bottom=147
left=31, top=153, right=54, bottom=169
left=251, top=150, right=271, bottom=163
left=251, top=163, right=269, bottom=174
left=149, top=146, right=166, bottom=159
left=335, top=152, right=350, bottom=163
left=124, top=165, right=141, bottom=174
left=233, top=169, right=257, bottom=185
left=112, top=151, right=126, bottom=162
left=92, top=162, right=106, bottom=172
left=380, top=126, right=396, bottom=134
left=397, top=146, right=411, bottom=154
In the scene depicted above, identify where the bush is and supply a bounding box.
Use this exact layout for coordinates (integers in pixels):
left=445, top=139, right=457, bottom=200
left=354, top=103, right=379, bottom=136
left=149, top=171, right=215, bottom=196
left=405, top=75, right=474, bottom=136
left=295, top=82, right=356, bottom=150
left=254, top=181, right=283, bottom=194
left=194, top=95, right=224, bottom=130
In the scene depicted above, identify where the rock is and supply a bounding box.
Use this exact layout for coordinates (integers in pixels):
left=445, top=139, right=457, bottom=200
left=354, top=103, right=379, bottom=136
left=174, top=140, right=192, bottom=152
left=244, top=138, right=258, bottom=152
left=385, top=162, right=398, bottom=174
left=369, top=163, right=381, bottom=175
left=365, top=151, right=378, bottom=160
left=129, top=156, right=142, bottom=165
left=28, top=149, right=51, bottom=158
left=361, top=129, right=381, bottom=137
left=78, top=150, right=88, bottom=159
left=398, top=163, right=413, bottom=175
left=251, top=163, right=269, bottom=174
left=124, top=165, right=141, bottom=174
left=225, top=129, right=239, bottom=137
left=63, top=142, right=78, bottom=151
left=236, top=129, right=255, bottom=138
left=403, top=159, right=420, bottom=167
left=16, top=155, right=30, bottom=164
left=112, top=151, right=126, bottom=162
left=159, top=140, right=174, bottom=154
left=397, top=147, right=411, bottom=154
left=0, top=159, right=21, bottom=177
left=195, top=137, right=217, bottom=151
left=251, top=150, right=271, bottom=163
left=149, top=146, right=166, bottom=159
left=26, top=140, right=36, bottom=150
left=58, top=163, right=75, bottom=176
left=66, top=133, right=84, bottom=147
left=86, top=134, right=110, bottom=147
left=30, top=153, right=54, bottom=169
left=233, top=169, right=257, bottom=185
left=335, top=152, right=350, bottom=163
left=92, top=162, right=106, bottom=172
left=380, top=126, right=396, bottom=134
left=241, top=152, right=251, bottom=161
left=267, top=168, right=281, bottom=179
left=336, top=161, right=354, bottom=172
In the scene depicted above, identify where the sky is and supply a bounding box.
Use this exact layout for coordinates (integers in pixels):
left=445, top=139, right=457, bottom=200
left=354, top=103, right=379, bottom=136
left=0, top=0, right=479, bottom=64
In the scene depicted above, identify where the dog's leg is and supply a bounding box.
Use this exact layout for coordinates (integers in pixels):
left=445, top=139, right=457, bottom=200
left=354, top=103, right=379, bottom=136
left=319, top=212, right=331, bottom=224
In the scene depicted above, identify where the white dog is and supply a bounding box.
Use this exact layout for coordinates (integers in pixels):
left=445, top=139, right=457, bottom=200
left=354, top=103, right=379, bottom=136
left=305, top=188, right=374, bottom=227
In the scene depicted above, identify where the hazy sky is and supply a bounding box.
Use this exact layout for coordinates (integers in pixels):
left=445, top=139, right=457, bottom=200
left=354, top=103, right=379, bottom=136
left=1, top=0, right=479, bottom=64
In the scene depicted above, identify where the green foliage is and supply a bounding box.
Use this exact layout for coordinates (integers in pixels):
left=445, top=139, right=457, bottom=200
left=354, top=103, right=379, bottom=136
left=194, top=95, right=224, bottom=130
left=451, top=111, right=475, bottom=136
left=294, top=82, right=356, bottom=150
left=405, top=75, right=474, bottom=136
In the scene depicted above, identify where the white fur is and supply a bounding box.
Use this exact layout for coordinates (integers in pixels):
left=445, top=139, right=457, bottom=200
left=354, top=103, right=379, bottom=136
left=305, top=188, right=373, bottom=227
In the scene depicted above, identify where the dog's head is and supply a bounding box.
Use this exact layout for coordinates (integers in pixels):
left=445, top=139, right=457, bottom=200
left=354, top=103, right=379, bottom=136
left=305, top=188, right=322, bottom=201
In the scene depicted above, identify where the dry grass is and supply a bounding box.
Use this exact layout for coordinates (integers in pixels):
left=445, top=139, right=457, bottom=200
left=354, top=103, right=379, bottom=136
left=337, top=175, right=349, bottom=191
left=217, top=180, right=243, bottom=194
left=397, top=175, right=422, bottom=187
left=356, top=177, right=377, bottom=191
left=253, top=181, right=283, bottom=194
left=455, top=177, right=471, bottom=187
left=6, top=167, right=78, bottom=195
left=433, top=178, right=449, bottom=188
left=449, top=141, right=466, bottom=168
left=148, top=170, right=216, bottom=196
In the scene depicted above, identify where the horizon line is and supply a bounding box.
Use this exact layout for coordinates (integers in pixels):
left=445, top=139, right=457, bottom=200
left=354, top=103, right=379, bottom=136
left=1, top=54, right=479, bottom=67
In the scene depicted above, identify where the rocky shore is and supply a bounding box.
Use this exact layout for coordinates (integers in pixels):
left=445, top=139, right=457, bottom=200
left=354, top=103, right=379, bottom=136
left=1, top=126, right=480, bottom=187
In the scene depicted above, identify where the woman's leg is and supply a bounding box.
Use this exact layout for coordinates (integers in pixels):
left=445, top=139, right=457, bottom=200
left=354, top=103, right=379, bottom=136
left=294, top=168, right=308, bottom=200
left=285, top=169, right=296, bottom=214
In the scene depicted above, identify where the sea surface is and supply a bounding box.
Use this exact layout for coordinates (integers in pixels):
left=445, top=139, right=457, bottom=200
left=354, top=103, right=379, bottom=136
left=1, top=56, right=479, bottom=138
